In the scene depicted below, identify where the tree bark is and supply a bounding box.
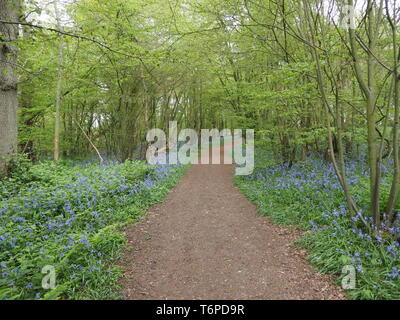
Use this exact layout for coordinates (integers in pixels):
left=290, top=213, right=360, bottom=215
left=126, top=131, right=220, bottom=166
left=348, top=0, right=381, bottom=226
left=54, top=0, right=64, bottom=161
left=384, top=0, right=400, bottom=224
left=0, top=0, right=20, bottom=173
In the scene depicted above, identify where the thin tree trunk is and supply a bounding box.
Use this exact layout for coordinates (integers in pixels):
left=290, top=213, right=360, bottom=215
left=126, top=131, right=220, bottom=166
left=54, top=0, right=64, bottom=161
left=385, top=0, right=400, bottom=224
left=300, top=0, right=374, bottom=231
left=347, top=0, right=381, bottom=226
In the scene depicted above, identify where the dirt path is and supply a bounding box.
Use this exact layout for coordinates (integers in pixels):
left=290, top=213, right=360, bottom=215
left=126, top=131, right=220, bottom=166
left=119, top=147, right=345, bottom=300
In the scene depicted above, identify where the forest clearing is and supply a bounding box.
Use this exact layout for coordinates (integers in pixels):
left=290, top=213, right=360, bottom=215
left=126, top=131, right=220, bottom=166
left=1, top=0, right=400, bottom=302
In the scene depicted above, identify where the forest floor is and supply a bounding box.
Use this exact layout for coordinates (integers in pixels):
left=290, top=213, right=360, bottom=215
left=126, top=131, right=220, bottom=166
left=119, top=147, right=346, bottom=299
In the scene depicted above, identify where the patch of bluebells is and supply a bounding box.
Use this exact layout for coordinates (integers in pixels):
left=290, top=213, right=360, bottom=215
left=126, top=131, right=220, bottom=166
left=236, top=148, right=400, bottom=299
left=386, top=267, right=399, bottom=280
left=0, top=159, right=185, bottom=299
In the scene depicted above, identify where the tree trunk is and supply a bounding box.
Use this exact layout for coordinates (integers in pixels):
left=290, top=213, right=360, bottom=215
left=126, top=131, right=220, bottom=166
left=54, top=0, right=64, bottom=161
left=0, top=0, right=20, bottom=174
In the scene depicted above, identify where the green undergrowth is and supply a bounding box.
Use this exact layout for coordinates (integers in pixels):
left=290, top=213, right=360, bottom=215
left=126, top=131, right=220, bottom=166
left=234, top=147, right=400, bottom=300
left=0, top=158, right=188, bottom=300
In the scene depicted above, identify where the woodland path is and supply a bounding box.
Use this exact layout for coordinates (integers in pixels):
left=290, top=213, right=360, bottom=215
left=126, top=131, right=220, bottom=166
left=119, top=147, right=345, bottom=300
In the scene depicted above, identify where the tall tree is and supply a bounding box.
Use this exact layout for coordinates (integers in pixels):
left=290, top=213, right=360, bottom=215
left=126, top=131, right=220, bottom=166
left=53, top=0, right=64, bottom=161
left=0, top=0, right=20, bottom=173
